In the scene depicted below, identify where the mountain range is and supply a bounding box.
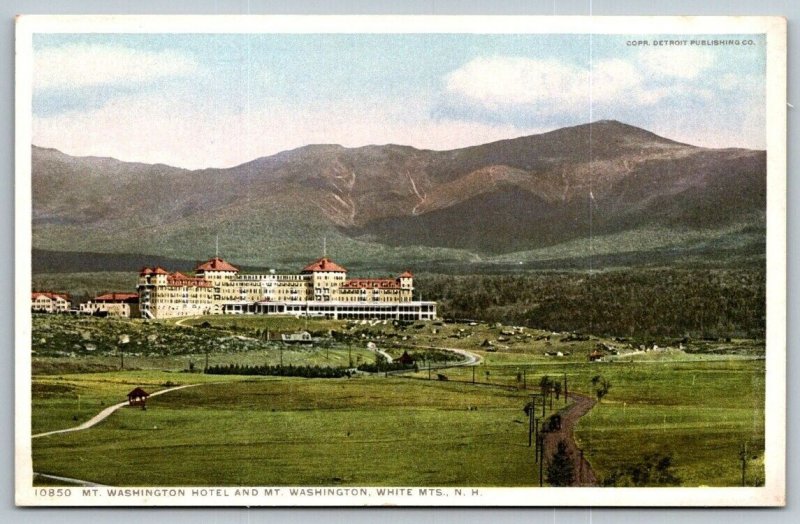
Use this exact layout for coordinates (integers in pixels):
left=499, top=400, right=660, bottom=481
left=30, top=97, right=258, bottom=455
left=31, top=120, right=766, bottom=273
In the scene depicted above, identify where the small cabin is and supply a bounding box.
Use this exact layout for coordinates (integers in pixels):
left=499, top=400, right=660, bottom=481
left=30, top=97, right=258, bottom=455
left=127, top=387, right=150, bottom=406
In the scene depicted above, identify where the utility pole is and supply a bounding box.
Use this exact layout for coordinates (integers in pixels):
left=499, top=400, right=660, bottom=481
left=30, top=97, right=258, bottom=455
left=526, top=394, right=538, bottom=448
left=528, top=405, right=534, bottom=447
left=541, top=390, right=546, bottom=418
left=564, top=373, right=568, bottom=404
left=205, top=348, right=209, bottom=371
left=538, top=429, right=544, bottom=487
left=472, top=366, right=475, bottom=384
left=740, top=442, right=748, bottom=486
left=534, top=416, right=539, bottom=463
left=428, top=357, right=432, bottom=380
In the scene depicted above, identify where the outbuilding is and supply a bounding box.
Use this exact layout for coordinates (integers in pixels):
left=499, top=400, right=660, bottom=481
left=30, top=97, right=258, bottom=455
left=127, top=387, right=150, bottom=406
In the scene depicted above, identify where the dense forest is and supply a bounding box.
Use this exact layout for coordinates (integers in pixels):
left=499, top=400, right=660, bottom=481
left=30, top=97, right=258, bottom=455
left=415, top=268, right=766, bottom=339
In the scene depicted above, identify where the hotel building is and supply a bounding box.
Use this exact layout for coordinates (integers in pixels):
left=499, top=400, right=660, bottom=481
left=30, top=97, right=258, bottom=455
left=136, top=256, right=436, bottom=321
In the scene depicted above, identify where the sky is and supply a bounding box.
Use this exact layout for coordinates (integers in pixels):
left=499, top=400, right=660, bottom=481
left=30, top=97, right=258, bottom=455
left=31, top=32, right=767, bottom=169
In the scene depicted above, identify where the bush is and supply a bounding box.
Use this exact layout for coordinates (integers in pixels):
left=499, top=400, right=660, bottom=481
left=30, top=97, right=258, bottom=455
left=601, top=453, right=681, bottom=486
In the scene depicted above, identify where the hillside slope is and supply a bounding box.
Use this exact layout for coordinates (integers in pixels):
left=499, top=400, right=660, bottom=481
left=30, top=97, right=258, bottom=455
left=31, top=120, right=765, bottom=270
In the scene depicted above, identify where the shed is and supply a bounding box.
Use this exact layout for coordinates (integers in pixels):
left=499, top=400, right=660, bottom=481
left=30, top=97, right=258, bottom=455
left=127, top=387, right=150, bottom=406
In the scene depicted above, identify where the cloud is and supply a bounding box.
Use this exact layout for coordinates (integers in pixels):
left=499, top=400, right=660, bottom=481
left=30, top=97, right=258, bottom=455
left=445, top=56, right=588, bottom=110
left=637, top=47, right=713, bottom=79
left=33, top=44, right=199, bottom=90
left=443, top=55, right=669, bottom=118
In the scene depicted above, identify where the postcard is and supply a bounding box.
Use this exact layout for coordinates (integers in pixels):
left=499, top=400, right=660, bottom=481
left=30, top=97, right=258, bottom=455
left=15, top=15, right=786, bottom=506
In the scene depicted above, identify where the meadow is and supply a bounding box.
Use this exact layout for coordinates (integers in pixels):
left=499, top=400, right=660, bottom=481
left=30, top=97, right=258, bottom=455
left=30, top=313, right=765, bottom=487
left=427, top=358, right=765, bottom=486
left=33, top=375, right=543, bottom=487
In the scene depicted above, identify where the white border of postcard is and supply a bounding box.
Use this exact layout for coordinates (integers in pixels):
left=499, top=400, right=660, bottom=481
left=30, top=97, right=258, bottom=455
left=15, top=14, right=787, bottom=507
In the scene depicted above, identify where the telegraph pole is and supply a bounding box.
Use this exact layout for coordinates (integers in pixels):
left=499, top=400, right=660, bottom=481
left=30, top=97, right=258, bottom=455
left=538, top=428, right=544, bottom=486
left=740, top=442, right=748, bottom=486
left=541, top=390, right=546, bottom=418
left=472, top=366, right=475, bottom=384
left=528, top=405, right=534, bottom=447
left=564, top=373, right=568, bottom=404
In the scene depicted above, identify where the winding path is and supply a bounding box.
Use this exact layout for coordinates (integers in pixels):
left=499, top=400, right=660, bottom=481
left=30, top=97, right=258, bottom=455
left=33, top=384, right=201, bottom=439
left=33, top=472, right=110, bottom=487
left=541, top=393, right=598, bottom=486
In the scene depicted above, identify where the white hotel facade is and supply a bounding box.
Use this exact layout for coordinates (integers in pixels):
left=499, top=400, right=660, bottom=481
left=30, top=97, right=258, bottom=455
left=137, top=256, right=437, bottom=321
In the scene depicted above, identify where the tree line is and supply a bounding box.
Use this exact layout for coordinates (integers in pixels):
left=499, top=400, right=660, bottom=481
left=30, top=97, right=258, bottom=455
left=416, top=268, right=765, bottom=338
left=204, top=364, right=349, bottom=378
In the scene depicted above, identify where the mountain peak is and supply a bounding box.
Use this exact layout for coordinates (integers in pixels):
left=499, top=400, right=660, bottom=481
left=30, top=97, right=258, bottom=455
left=31, top=120, right=765, bottom=261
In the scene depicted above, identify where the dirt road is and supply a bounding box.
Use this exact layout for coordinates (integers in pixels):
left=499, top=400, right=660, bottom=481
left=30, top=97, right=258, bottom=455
left=540, top=393, right=598, bottom=486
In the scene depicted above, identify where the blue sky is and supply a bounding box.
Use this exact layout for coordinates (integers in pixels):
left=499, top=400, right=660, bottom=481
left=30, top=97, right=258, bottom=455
left=32, top=32, right=766, bottom=168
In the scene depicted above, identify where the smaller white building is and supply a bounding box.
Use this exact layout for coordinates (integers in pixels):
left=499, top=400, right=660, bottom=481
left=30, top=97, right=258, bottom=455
left=31, top=292, right=70, bottom=313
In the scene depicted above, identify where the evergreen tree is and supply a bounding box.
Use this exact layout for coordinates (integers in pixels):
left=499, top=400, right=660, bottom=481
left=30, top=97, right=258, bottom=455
left=546, top=440, right=575, bottom=487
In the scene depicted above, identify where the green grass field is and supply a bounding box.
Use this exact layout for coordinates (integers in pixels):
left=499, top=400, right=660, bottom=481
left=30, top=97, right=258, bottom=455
left=31, top=357, right=765, bottom=487
left=29, top=315, right=766, bottom=487
left=427, top=358, right=765, bottom=487
left=33, top=376, right=543, bottom=487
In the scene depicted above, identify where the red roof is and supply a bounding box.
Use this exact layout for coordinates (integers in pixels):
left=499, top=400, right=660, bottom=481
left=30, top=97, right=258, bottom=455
left=32, top=291, right=69, bottom=301
left=341, top=278, right=400, bottom=290
left=195, top=257, right=239, bottom=272
left=398, top=270, right=414, bottom=278
left=139, top=267, right=153, bottom=275
left=167, top=274, right=212, bottom=287
left=95, top=292, right=139, bottom=303
left=151, top=266, right=169, bottom=275
left=302, top=257, right=347, bottom=273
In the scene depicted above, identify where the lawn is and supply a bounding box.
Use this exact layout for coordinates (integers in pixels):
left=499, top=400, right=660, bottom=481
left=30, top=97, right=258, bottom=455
left=573, top=360, right=766, bottom=487
left=409, top=357, right=765, bottom=487
left=31, top=371, right=257, bottom=435
left=30, top=357, right=765, bottom=487
left=28, top=315, right=766, bottom=487
left=33, top=377, right=542, bottom=487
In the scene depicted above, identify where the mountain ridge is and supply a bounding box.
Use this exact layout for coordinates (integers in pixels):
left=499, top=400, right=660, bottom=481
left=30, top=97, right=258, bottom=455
left=31, top=120, right=766, bottom=269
